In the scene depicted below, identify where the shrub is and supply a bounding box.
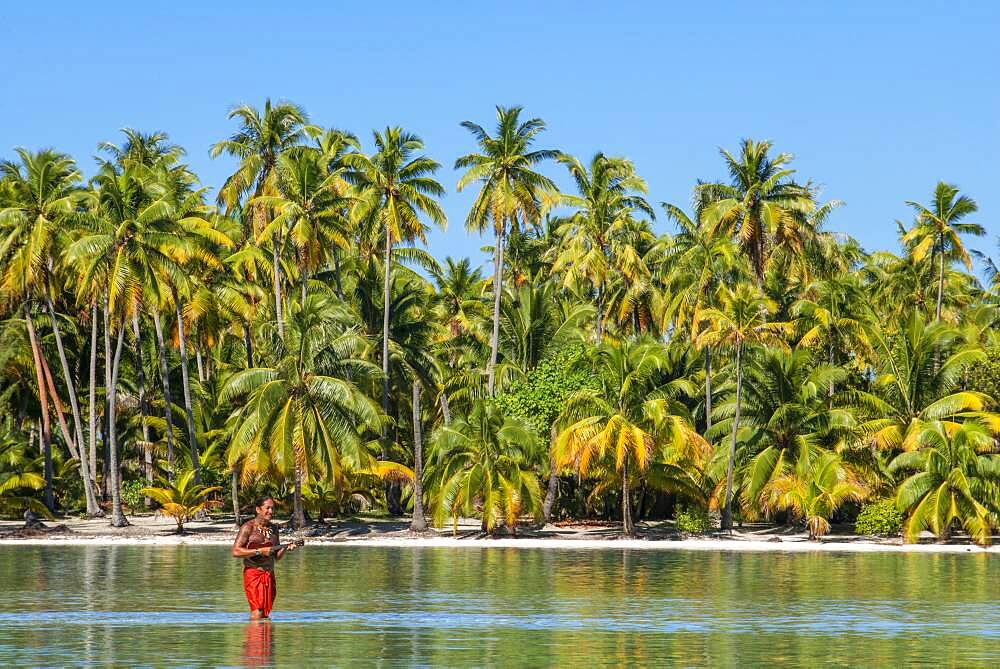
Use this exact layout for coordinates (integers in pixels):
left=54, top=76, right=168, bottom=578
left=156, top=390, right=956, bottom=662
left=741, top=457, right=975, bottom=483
left=855, top=499, right=904, bottom=536
left=675, top=506, right=712, bottom=534
left=121, top=479, right=146, bottom=511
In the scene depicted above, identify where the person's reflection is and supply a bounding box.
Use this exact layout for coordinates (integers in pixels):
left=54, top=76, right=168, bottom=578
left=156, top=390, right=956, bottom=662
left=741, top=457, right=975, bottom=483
left=242, top=620, right=274, bottom=667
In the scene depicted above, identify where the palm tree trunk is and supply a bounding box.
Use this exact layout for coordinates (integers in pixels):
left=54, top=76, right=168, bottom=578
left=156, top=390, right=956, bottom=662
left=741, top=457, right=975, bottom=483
left=440, top=391, right=451, bottom=425
left=704, top=347, right=713, bottom=435
left=195, top=340, right=205, bottom=385
left=39, top=350, right=80, bottom=461
left=231, top=462, right=242, bottom=528
left=107, top=323, right=128, bottom=527
left=300, top=266, right=308, bottom=305
left=243, top=322, right=255, bottom=368
left=487, top=225, right=505, bottom=396
left=381, top=233, right=403, bottom=515
left=936, top=240, right=945, bottom=322
left=721, top=343, right=743, bottom=532
left=88, top=301, right=99, bottom=499
left=272, top=234, right=284, bottom=339
left=152, top=309, right=177, bottom=479
left=595, top=283, right=605, bottom=342
left=132, top=315, right=154, bottom=492
left=622, top=456, right=635, bottom=537
left=44, top=296, right=87, bottom=460
left=332, top=249, right=345, bottom=301
left=25, top=309, right=55, bottom=513
left=542, top=427, right=559, bottom=525
left=172, top=292, right=200, bottom=483
left=46, top=297, right=100, bottom=514
left=102, top=299, right=112, bottom=500
left=292, top=462, right=306, bottom=528
left=410, top=380, right=427, bottom=532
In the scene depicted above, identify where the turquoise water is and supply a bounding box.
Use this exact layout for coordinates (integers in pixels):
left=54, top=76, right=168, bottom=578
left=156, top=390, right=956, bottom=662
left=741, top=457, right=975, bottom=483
left=0, top=545, right=997, bottom=666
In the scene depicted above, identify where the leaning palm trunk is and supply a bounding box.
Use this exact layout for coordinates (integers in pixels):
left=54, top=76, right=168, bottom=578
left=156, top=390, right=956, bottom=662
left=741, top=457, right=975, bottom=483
left=24, top=308, right=55, bottom=513
left=721, top=343, right=743, bottom=532
left=172, top=293, right=201, bottom=483
left=410, top=380, right=427, bottom=532
left=47, top=298, right=101, bottom=514
left=107, top=324, right=128, bottom=527
left=102, top=300, right=112, bottom=498
left=151, top=309, right=177, bottom=478
left=487, top=225, right=505, bottom=396
left=44, top=296, right=87, bottom=460
left=132, top=315, right=154, bottom=491
left=621, top=456, right=635, bottom=537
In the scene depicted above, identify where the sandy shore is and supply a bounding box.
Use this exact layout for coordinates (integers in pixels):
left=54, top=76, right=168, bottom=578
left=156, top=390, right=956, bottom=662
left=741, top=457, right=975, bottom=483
left=0, top=514, right=992, bottom=554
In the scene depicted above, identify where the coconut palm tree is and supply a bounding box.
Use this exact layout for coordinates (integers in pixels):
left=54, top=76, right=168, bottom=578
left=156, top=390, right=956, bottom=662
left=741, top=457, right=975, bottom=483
left=140, top=469, right=222, bottom=533
left=211, top=99, right=316, bottom=338
left=426, top=399, right=543, bottom=534
left=762, top=450, right=868, bottom=539
left=903, top=182, right=984, bottom=322
left=223, top=291, right=384, bottom=527
left=455, top=106, right=558, bottom=394
left=696, top=139, right=816, bottom=283
left=551, top=153, right=655, bottom=340
left=891, top=420, right=1000, bottom=546
left=343, top=127, right=446, bottom=480
left=694, top=284, right=792, bottom=530
left=0, top=148, right=103, bottom=515
left=554, top=339, right=706, bottom=537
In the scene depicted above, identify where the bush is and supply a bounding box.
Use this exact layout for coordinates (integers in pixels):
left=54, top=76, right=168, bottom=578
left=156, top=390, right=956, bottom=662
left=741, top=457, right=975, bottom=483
left=675, top=506, right=712, bottom=534
left=855, top=499, right=904, bottom=536
left=120, top=479, right=146, bottom=511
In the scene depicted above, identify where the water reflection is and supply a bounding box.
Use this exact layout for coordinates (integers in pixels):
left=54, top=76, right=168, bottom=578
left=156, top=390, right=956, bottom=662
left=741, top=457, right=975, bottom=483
left=0, top=546, right=998, bottom=666
left=241, top=621, right=273, bottom=667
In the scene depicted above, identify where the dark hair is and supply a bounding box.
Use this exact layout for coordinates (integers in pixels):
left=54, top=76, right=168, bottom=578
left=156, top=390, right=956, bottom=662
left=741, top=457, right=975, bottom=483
left=256, top=495, right=274, bottom=508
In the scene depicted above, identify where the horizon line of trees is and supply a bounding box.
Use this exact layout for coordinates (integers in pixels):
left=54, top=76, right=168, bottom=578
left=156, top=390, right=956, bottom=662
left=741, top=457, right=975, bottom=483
left=3, top=99, right=1000, bottom=544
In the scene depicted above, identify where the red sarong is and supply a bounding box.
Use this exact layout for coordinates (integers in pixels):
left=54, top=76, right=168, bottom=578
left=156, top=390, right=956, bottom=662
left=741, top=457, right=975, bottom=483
left=243, top=567, right=276, bottom=617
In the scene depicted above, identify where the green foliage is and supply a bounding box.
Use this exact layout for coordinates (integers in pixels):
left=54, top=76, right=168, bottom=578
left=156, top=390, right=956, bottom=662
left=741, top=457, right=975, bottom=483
left=675, top=506, right=711, bottom=534
left=121, top=479, right=146, bottom=511
left=854, top=499, right=904, bottom=536
left=495, top=345, right=595, bottom=434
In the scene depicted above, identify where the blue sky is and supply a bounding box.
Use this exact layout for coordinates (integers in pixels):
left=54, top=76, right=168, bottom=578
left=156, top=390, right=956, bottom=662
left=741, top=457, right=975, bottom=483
left=2, top=2, right=998, bottom=272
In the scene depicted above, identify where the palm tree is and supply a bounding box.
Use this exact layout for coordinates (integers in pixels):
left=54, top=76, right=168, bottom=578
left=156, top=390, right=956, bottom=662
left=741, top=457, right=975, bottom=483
left=343, top=127, right=446, bottom=480
left=140, top=469, right=222, bottom=533
left=223, top=292, right=384, bottom=528
left=857, top=314, right=996, bottom=453
left=0, top=148, right=101, bottom=514
left=891, top=421, right=1000, bottom=546
left=762, top=451, right=868, bottom=539
left=455, top=106, right=558, bottom=394
left=696, top=139, right=816, bottom=283
left=211, top=99, right=316, bottom=339
left=551, top=153, right=654, bottom=340
left=554, top=339, right=706, bottom=537
left=426, top=399, right=543, bottom=534
left=902, top=182, right=984, bottom=322
left=694, top=284, right=792, bottom=530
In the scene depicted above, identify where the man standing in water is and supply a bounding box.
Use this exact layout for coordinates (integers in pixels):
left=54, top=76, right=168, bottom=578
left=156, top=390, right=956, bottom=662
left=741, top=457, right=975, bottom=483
left=232, top=496, right=300, bottom=619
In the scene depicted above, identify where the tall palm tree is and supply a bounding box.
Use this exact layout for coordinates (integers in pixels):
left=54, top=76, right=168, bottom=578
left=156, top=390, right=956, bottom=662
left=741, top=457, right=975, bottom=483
left=455, top=106, right=558, bottom=394
left=551, top=153, right=654, bottom=340
left=224, top=292, right=384, bottom=527
left=902, top=182, right=984, bottom=322
left=0, top=148, right=100, bottom=514
left=554, top=339, right=705, bottom=537
left=694, top=284, right=791, bottom=530
left=696, top=139, right=816, bottom=283
left=211, top=99, right=315, bottom=338
left=343, top=128, right=446, bottom=483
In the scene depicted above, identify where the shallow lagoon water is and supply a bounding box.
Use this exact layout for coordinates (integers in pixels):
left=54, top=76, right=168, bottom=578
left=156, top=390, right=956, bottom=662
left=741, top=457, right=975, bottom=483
left=1, top=545, right=997, bottom=666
